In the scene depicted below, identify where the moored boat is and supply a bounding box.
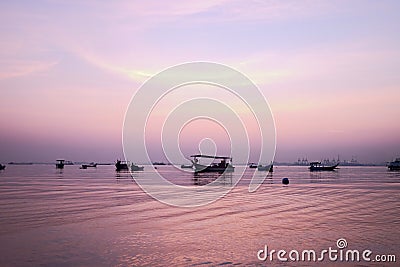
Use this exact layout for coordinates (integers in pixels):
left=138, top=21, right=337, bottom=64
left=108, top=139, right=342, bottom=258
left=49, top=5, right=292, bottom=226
left=190, top=154, right=234, bottom=173
left=387, top=158, right=400, bottom=171
left=115, top=160, right=129, bottom=171
left=80, top=162, right=97, bottom=169
left=131, top=163, right=144, bottom=171
left=309, top=162, right=339, bottom=171
left=56, top=159, right=65, bottom=169
left=258, top=163, right=273, bottom=172
left=248, top=163, right=258, bottom=168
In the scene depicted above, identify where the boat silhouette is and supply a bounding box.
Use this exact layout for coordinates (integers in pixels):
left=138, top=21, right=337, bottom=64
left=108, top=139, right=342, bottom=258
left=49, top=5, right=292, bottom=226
left=190, top=154, right=234, bottom=173
left=387, top=158, right=400, bottom=171
left=309, top=161, right=339, bottom=171
left=56, top=159, right=65, bottom=169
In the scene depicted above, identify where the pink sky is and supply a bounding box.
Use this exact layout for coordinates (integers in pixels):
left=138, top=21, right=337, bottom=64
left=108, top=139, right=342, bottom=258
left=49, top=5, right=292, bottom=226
left=0, top=1, right=399, bottom=164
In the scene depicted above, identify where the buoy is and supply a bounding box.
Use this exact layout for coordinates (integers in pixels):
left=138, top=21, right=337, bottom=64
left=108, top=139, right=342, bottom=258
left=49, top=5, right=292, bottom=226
left=282, top=178, right=289, bottom=185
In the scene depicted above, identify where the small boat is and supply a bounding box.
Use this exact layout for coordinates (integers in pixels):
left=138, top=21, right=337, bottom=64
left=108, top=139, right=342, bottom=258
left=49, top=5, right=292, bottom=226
left=0, top=164, right=5, bottom=170
left=131, top=163, right=144, bottom=171
left=248, top=163, right=258, bottom=168
left=258, top=163, right=273, bottom=172
left=115, top=160, right=129, bottom=171
left=181, top=164, right=193, bottom=169
left=80, top=162, right=97, bottom=169
left=152, top=162, right=166, bottom=165
left=309, top=162, right=339, bottom=171
left=190, top=154, right=234, bottom=173
left=388, top=158, right=400, bottom=171
left=56, top=159, right=65, bottom=169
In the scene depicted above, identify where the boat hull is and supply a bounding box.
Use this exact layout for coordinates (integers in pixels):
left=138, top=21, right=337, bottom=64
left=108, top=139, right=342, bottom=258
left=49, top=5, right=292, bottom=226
left=81, top=163, right=97, bottom=169
left=388, top=165, right=400, bottom=171
left=56, top=164, right=64, bottom=169
left=387, top=159, right=400, bottom=171
left=193, top=163, right=234, bottom=173
left=116, top=165, right=129, bottom=171
left=181, top=164, right=193, bottom=169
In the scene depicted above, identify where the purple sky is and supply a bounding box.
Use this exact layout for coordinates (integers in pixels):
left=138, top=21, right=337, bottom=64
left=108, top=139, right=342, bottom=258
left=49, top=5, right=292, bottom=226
left=1, top=1, right=399, bottom=164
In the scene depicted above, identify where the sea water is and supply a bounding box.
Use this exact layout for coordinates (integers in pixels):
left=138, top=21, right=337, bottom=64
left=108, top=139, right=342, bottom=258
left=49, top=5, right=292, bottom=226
left=0, top=165, right=398, bottom=266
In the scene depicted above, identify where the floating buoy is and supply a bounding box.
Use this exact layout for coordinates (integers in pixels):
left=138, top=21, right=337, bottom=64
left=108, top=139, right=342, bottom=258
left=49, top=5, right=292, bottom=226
left=282, top=178, right=289, bottom=185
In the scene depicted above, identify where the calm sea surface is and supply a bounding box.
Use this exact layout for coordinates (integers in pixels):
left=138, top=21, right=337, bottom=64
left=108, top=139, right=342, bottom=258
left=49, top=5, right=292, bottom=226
left=0, top=165, right=399, bottom=266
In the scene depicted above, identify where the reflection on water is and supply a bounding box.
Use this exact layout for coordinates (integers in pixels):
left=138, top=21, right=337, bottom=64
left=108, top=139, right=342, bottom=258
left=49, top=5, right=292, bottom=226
left=309, top=170, right=340, bottom=183
left=0, top=165, right=398, bottom=266
left=192, top=172, right=233, bottom=186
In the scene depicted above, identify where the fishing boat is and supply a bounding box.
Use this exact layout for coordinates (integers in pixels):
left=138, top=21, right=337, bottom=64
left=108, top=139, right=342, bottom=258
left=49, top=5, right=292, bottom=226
left=115, top=160, right=129, bottom=171
left=152, top=162, right=166, bottom=165
left=0, top=164, right=5, bottom=170
left=131, top=163, right=144, bottom=171
left=309, top=161, right=339, bottom=171
left=80, top=162, right=97, bottom=169
left=56, top=159, right=65, bottom=169
left=248, top=163, right=258, bottom=168
left=190, top=154, right=234, bottom=173
left=387, top=158, right=400, bottom=171
left=258, top=163, right=273, bottom=172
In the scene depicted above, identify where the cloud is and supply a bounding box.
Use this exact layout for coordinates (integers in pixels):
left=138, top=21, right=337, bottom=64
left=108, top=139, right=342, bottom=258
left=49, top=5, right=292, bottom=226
left=0, top=60, right=58, bottom=80
left=72, top=47, right=154, bottom=82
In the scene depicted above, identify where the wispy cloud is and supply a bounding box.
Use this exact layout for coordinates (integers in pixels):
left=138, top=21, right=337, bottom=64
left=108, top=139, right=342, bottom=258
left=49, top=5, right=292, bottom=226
left=74, top=47, right=154, bottom=82
left=0, top=60, right=58, bottom=80
left=114, top=0, right=339, bottom=22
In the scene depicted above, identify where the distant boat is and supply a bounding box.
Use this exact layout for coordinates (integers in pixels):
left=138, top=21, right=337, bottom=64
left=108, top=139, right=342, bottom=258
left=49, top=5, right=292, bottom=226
left=80, top=162, right=97, bottom=169
left=258, top=163, right=273, bottom=172
left=152, top=162, right=166, bottom=165
left=248, top=163, right=258, bottom=168
left=190, top=154, right=234, bottom=173
left=115, top=160, right=129, bottom=171
left=309, top=162, right=339, bottom=171
left=131, top=163, right=144, bottom=171
left=56, top=159, right=65, bottom=169
left=181, top=164, right=193, bottom=169
left=0, top=164, right=5, bottom=170
left=387, top=158, right=400, bottom=171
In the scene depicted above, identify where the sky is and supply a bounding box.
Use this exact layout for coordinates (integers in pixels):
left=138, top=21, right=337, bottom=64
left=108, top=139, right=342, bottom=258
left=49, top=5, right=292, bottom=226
left=0, top=0, right=399, bottom=164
